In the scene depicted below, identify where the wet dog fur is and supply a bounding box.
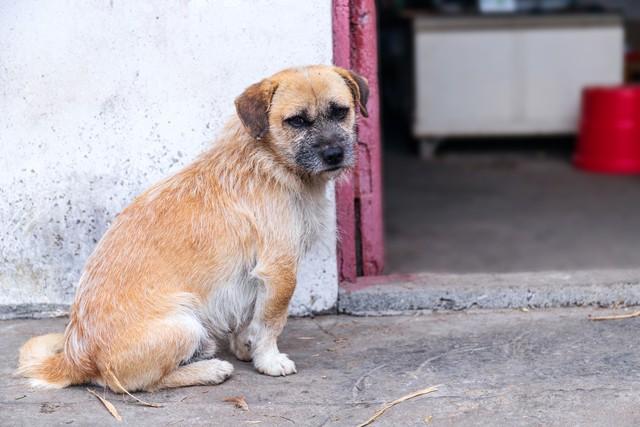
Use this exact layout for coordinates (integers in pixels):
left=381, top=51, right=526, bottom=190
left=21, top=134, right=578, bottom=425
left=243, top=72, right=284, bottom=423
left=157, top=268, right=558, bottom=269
left=17, top=65, right=368, bottom=392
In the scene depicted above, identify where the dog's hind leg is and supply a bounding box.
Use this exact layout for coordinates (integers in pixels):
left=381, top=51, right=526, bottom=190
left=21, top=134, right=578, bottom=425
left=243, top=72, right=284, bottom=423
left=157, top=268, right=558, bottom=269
left=99, top=297, right=231, bottom=392
left=150, top=359, right=233, bottom=390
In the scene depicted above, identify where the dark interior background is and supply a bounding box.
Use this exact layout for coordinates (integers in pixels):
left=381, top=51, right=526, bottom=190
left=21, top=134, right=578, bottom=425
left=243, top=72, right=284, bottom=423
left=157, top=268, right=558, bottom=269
left=376, top=0, right=640, bottom=274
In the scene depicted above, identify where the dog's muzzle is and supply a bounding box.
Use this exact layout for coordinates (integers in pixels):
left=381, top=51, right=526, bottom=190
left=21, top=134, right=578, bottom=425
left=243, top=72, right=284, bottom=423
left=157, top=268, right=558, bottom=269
left=321, top=146, right=345, bottom=168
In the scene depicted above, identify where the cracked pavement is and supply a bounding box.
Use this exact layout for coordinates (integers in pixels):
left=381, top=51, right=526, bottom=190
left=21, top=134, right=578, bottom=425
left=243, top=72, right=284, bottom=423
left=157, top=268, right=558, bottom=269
left=2, top=307, right=640, bottom=426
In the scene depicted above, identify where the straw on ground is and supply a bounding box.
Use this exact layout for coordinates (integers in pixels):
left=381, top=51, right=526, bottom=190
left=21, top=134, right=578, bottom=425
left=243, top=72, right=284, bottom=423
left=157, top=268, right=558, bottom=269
left=589, top=311, right=640, bottom=321
left=356, top=385, right=440, bottom=427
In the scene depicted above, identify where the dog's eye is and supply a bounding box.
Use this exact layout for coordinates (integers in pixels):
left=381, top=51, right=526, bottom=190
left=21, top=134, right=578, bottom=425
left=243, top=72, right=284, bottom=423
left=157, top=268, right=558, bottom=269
left=285, top=116, right=310, bottom=129
left=330, top=106, right=349, bottom=121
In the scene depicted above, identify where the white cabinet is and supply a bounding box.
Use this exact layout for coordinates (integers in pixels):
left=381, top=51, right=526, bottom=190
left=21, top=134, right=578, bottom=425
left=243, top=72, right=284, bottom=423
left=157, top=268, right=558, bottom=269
left=412, top=15, right=624, bottom=142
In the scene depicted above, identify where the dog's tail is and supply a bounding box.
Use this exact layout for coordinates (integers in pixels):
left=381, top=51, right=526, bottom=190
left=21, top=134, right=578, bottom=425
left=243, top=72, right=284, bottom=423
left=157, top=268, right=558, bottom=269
left=17, top=333, right=83, bottom=389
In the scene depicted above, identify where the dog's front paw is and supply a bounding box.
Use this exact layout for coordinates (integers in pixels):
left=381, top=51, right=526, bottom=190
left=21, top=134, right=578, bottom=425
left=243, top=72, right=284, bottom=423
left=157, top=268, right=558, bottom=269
left=230, top=334, right=252, bottom=362
left=254, top=352, right=297, bottom=376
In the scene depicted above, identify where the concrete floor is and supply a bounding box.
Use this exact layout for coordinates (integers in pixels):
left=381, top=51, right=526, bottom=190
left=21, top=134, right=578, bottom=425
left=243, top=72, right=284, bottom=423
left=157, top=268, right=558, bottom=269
left=385, top=151, right=640, bottom=274
left=3, top=308, right=640, bottom=426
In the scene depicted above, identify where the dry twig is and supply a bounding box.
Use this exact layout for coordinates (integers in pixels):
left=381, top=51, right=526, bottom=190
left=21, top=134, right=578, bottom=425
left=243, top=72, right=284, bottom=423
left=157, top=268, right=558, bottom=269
left=224, top=395, right=249, bottom=411
left=589, top=311, right=640, bottom=321
left=87, top=388, right=122, bottom=422
left=356, top=385, right=440, bottom=427
left=105, top=366, right=162, bottom=407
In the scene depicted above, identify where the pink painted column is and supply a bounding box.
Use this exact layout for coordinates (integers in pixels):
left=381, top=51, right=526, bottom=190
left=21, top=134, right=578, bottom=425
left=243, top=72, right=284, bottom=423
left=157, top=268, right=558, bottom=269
left=333, top=0, right=358, bottom=283
left=351, top=0, right=384, bottom=276
left=333, top=0, right=384, bottom=282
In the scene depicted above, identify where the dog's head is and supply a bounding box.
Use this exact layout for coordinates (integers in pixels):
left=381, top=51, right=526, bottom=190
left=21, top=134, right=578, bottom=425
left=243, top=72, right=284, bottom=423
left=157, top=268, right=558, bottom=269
left=235, top=65, right=368, bottom=177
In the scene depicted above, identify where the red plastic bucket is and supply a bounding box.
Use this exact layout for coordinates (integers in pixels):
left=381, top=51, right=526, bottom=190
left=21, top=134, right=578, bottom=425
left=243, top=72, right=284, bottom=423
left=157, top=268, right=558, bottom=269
left=575, top=86, right=640, bottom=174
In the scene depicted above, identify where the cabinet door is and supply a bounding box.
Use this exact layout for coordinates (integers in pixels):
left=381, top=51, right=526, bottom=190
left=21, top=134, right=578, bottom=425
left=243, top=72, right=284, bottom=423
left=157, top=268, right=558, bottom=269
left=414, top=29, right=519, bottom=136
left=522, top=27, right=624, bottom=133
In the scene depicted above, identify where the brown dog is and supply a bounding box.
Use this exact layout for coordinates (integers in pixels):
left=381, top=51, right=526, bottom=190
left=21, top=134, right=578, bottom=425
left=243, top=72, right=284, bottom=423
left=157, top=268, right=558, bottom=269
left=18, top=65, right=368, bottom=392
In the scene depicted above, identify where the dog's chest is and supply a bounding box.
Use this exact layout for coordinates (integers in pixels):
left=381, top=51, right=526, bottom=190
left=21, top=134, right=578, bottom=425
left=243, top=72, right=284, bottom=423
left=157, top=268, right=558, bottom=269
left=293, top=188, right=329, bottom=253
left=202, top=187, right=329, bottom=336
left=203, top=269, right=259, bottom=338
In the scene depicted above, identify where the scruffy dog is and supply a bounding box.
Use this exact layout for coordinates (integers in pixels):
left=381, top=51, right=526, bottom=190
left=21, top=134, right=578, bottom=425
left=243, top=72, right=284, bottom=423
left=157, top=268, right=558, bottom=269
left=18, top=65, right=368, bottom=392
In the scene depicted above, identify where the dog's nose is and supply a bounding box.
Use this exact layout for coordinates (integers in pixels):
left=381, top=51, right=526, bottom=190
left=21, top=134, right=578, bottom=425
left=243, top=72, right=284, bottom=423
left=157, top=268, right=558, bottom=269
left=321, top=146, right=344, bottom=166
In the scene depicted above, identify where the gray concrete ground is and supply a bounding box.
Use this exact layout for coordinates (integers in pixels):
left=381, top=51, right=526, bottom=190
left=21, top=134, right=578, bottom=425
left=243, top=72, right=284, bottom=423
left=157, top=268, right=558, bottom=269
left=2, top=308, right=640, bottom=426
left=385, top=151, right=640, bottom=274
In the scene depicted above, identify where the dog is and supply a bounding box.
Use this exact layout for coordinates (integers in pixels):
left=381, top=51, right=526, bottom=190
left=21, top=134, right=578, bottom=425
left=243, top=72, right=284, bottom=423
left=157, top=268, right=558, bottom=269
left=17, top=65, right=368, bottom=392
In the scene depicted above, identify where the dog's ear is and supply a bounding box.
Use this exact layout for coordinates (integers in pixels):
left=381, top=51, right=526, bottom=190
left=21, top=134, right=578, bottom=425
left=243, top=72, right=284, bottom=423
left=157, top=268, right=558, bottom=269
left=235, top=79, right=279, bottom=140
left=334, top=67, right=369, bottom=118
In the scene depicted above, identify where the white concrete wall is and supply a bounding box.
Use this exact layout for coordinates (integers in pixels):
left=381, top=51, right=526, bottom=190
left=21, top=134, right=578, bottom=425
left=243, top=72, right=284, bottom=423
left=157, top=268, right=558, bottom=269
left=0, top=1, right=337, bottom=318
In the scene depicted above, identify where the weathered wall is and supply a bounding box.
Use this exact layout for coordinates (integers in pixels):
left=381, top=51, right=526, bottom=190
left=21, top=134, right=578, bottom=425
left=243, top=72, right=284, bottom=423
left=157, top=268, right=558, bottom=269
left=0, top=1, right=336, bottom=318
